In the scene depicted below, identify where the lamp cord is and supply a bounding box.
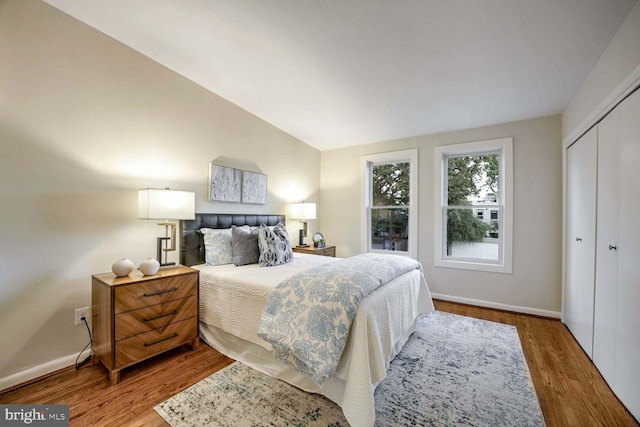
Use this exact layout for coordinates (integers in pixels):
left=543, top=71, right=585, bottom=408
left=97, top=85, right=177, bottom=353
left=75, top=316, right=93, bottom=369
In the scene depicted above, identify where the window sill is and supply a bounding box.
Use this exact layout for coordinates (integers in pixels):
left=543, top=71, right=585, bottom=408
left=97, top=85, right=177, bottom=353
left=369, top=249, right=415, bottom=259
left=434, top=258, right=512, bottom=274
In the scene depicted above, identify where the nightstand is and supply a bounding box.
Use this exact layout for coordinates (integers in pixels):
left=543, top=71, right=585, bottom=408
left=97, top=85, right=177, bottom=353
left=91, top=266, right=199, bottom=385
left=292, top=245, right=336, bottom=257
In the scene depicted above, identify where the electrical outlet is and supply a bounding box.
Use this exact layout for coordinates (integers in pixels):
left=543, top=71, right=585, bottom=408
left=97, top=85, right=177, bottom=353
left=75, top=306, right=90, bottom=326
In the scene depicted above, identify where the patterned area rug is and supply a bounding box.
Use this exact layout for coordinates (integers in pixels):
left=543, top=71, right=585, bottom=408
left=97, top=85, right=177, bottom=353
left=155, top=311, right=545, bottom=426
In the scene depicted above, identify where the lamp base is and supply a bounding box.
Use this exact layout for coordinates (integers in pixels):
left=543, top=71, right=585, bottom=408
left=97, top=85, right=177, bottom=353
left=157, top=236, right=175, bottom=267
left=297, top=227, right=309, bottom=248
left=159, top=262, right=176, bottom=267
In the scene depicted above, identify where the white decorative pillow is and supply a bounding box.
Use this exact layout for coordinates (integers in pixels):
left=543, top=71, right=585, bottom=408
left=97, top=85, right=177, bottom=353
left=258, top=222, right=293, bottom=267
left=200, top=228, right=235, bottom=266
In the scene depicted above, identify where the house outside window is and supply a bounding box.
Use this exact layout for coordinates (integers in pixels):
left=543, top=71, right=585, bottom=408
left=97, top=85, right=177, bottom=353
left=434, top=138, right=513, bottom=273
left=362, top=149, right=417, bottom=259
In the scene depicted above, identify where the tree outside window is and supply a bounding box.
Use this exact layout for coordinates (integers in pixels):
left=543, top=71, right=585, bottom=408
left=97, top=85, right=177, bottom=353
left=362, top=149, right=417, bottom=259
left=371, top=163, right=410, bottom=252
left=446, top=154, right=499, bottom=259
left=434, top=137, right=513, bottom=274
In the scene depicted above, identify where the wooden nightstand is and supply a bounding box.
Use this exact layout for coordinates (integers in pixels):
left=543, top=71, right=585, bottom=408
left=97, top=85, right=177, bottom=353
left=91, top=266, right=199, bottom=385
left=293, top=245, right=336, bottom=257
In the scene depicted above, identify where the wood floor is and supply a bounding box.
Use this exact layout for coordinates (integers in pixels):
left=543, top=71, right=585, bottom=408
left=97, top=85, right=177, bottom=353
left=1, top=300, right=637, bottom=426
left=435, top=300, right=638, bottom=427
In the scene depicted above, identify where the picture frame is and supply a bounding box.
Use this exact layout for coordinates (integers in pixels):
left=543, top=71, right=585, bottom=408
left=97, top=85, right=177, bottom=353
left=242, top=170, right=268, bottom=204
left=208, top=164, right=242, bottom=203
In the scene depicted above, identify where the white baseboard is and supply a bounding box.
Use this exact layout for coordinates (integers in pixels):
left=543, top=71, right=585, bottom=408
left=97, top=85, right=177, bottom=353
left=0, top=349, right=91, bottom=393
left=431, top=293, right=562, bottom=319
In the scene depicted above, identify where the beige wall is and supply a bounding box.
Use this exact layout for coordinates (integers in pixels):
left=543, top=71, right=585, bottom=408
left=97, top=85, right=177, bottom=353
left=563, top=0, right=640, bottom=141
left=0, top=0, right=319, bottom=384
left=321, top=115, right=563, bottom=314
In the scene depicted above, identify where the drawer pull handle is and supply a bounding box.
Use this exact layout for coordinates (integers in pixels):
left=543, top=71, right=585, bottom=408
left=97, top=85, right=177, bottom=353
left=144, top=333, right=178, bottom=347
left=143, top=310, right=178, bottom=322
left=143, top=287, right=178, bottom=297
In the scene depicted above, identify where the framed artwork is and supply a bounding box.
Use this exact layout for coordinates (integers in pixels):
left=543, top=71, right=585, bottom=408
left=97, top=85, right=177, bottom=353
left=209, top=164, right=242, bottom=203
left=242, top=170, right=268, bottom=204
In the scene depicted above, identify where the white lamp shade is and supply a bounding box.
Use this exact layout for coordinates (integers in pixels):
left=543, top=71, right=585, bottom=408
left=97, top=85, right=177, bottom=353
left=290, top=202, right=316, bottom=220
left=138, top=189, right=195, bottom=220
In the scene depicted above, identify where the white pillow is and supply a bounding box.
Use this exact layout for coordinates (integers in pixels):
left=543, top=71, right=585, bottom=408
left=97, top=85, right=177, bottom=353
left=200, top=227, right=248, bottom=266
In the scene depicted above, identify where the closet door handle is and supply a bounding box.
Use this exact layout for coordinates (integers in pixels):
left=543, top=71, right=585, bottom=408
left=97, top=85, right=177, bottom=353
left=609, top=245, right=617, bottom=251
left=576, top=237, right=582, bottom=242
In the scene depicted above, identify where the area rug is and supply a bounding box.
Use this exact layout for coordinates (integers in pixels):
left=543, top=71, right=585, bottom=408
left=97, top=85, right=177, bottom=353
left=154, top=311, right=545, bottom=426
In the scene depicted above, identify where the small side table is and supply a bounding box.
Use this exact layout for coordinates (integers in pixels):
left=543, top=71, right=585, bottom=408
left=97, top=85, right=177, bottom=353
left=92, top=266, right=199, bottom=385
left=292, top=245, right=336, bottom=257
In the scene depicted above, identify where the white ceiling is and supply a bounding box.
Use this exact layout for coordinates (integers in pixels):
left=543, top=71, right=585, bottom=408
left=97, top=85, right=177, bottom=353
left=43, top=0, right=637, bottom=151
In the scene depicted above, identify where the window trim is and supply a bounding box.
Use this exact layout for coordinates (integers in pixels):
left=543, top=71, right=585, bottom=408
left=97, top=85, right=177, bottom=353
left=434, top=138, right=513, bottom=274
left=361, top=149, right=418, bottom=259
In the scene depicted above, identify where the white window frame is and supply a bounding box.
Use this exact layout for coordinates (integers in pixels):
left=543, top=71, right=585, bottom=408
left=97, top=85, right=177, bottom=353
left=361, top=149, right=418, bottom=259
left=434, top=138, right=513, bottom=274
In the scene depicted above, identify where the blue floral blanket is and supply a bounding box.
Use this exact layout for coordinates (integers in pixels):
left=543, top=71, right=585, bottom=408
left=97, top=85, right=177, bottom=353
left=257, top=253, right=423, bottom=385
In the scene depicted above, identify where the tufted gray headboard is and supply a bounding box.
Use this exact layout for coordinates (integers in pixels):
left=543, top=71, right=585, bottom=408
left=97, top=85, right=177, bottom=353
left=180, top=213, right=285, bottom=266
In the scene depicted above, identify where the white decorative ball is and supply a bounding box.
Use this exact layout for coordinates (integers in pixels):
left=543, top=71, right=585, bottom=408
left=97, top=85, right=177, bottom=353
left=139, top=258, right=160, bottom=276
left=111, top=259, right=134, bottom=277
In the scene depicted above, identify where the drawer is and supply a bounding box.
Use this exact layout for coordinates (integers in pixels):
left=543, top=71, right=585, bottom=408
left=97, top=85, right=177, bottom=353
left=115, top=274, right=197, bottom=314
left=115, top=295, right=198, bottom=341
left=115, top=317, right=197, bottom=367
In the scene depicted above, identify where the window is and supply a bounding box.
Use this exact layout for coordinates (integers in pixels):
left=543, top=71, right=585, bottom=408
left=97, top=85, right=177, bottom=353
left=434, top=138, right=513, bottom=273
left=362, top=149, right=417, bottom=259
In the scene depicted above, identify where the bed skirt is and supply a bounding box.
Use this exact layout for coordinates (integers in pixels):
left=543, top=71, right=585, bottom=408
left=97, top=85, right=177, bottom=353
left=199, top=268, right=434, bottom=427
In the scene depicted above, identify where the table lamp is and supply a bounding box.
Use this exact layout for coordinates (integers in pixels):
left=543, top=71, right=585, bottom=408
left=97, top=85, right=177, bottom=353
left=290, top=202, right=316, bottom=247
left=138, top=188, right=195, bottom=267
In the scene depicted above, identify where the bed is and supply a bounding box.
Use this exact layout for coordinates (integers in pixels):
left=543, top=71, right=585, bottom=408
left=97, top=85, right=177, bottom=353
left=181, top=213, right=434, bottom=427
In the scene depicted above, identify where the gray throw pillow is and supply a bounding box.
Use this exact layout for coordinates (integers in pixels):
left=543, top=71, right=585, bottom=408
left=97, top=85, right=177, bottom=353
left=231, top=225, right=260, bottom=266
left=258, top=222, right=293, bottom=267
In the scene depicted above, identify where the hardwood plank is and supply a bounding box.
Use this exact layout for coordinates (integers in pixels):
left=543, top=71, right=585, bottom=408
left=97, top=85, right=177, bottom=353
left=433, top=299, right=638, bottom=427
left=0, top=344, right=232, bottom=426
left=1, top=301, right=638, bottom=426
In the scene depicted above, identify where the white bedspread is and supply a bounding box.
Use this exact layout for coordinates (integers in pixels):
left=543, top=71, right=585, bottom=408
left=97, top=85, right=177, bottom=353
left=194, top=253, right=434, bottom=427
left=195, top=253, right=337, bottom=350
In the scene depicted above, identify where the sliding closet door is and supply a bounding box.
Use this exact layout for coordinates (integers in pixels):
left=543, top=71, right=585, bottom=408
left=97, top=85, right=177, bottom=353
left=593, top=105, right=620, bottom=385
left=565, top=127, right=597, bottom=358
left=614, top=88, right=640, bottom=420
